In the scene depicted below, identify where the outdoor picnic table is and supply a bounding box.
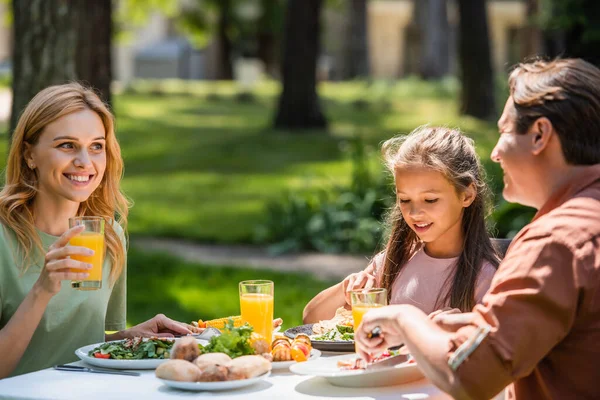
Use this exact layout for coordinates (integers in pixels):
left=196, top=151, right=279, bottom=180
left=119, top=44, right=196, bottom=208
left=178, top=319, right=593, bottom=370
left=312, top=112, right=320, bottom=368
left=0, top=353, right=453, bottom=400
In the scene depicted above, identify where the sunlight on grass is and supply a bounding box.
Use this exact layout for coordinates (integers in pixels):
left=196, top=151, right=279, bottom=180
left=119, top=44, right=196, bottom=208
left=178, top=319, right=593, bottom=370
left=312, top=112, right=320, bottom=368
left=0, top=80, right=502, bottom=243
left=114, top=80, right=500, bottom=243
left=127, top=247, right=336, bottom=328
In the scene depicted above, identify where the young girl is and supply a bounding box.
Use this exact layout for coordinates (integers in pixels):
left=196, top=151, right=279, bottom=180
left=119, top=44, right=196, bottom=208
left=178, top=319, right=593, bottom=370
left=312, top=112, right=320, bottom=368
left=303, top=127, right=499, bottom=323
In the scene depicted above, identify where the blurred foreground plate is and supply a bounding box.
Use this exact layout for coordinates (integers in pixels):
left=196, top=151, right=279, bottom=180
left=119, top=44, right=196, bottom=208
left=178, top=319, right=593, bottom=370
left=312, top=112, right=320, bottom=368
left=289, top=353, right=422, bottom=388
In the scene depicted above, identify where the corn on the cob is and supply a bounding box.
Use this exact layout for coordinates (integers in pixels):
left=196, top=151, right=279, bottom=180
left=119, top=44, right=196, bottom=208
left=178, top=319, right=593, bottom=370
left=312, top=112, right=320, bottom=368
left=197, top=316, right=244, bottom=329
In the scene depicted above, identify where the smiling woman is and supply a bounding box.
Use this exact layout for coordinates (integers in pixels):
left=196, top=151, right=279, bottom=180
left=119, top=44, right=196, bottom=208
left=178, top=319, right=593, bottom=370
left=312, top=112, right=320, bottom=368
left=0, top=83, right=200, bottom=378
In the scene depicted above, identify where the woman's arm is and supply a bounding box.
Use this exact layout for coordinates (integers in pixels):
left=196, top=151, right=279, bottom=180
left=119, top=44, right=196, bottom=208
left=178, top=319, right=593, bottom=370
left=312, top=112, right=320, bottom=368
left=106, top=314, right=199, bottom=341
left=0, top=285, right=53, bottom=378
left=0, top=225, right=92, bottom=378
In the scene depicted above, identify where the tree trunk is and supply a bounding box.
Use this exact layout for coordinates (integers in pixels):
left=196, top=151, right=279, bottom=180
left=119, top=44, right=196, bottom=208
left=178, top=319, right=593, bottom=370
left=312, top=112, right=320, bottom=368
left=521, top=0, right=542, bottom=60
left=416, top=0, right=450, bottom=79
left=10, top=0, right=113, bottom=138
left=273, top=0, right=327, bottom=130
left=457, top=0, right=496, bottom=121
left=10, top=0, right=78, bottom=135
left=343, top=0, right=370, bottom=79
left=75, top=0, right=112, bottom=106
left=257, top=0, right=282, bottom=78
left=214, top=0, right=233, bottom=80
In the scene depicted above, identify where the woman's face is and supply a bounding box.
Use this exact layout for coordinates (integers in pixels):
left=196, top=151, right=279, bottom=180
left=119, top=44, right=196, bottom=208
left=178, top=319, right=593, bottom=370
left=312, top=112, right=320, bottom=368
left=26, top=109, right=107, bottom=205
left=395, top=167, right=475, bottom=256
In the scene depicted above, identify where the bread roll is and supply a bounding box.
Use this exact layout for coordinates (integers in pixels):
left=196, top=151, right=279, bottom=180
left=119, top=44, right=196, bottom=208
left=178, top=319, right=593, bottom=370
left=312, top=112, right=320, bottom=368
left=155, top=359, right=201, bottom=382
left=197, top=364, right=229, bottom=382
left=227, top=355, right=272, bottom=379
left=170, top=336, right=200, bottom=362
left=194, top=352, right=232, bottom=371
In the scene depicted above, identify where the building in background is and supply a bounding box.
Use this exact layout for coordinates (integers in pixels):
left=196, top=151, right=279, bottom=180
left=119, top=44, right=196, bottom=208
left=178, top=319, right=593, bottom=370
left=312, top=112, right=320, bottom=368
left=0, top=0, right=527, bottom=84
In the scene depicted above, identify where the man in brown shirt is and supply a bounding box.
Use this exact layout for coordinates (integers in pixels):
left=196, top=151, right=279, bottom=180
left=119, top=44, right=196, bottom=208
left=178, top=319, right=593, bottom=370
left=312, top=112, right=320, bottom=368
left=354, top=58, right=600, bottom=400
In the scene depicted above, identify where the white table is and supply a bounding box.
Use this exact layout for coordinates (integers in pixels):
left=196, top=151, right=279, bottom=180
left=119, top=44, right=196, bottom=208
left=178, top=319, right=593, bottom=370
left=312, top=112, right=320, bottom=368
left=0, top=360, right=452, bottom=400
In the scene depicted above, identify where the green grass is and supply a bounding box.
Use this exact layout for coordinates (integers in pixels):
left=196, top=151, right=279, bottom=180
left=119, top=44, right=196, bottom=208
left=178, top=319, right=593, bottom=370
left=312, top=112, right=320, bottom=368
left=111, top=79, right=503, bottom=243
left=0, top=79, right=505, bottom=243
left=0, top=74, right=10, bottom=89
left=126, top=246, right=336, bottom=328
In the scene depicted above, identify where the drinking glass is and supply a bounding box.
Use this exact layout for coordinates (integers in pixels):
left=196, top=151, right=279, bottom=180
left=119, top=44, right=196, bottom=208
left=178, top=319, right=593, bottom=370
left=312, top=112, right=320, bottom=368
left=239, top=280, right=274, bottom=345
left=350, top=288, right=388, bottom=331
left=69, top=217, right=105, bottom=290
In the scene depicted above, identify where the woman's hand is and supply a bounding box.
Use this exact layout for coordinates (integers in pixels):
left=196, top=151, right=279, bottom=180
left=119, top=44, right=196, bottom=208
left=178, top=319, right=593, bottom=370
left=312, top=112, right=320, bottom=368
left=341, top=270, right=377, bottom=305
left=120, top=314, right=202, bottom=339
left=354, top=305, right=406, bottom=362
left=33, top=225, right=94, bottom=297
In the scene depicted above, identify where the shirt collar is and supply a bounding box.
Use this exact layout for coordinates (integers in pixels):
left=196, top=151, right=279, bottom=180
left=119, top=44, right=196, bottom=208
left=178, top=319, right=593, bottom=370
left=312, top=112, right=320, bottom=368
left=533, top=164, right=600, bottom=222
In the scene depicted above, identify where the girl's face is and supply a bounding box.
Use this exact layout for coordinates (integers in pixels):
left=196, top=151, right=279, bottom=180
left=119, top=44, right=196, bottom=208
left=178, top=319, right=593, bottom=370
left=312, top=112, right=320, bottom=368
left=25, top=109, right=107, bottom=206
left=394, top=167, right=475, bottom=257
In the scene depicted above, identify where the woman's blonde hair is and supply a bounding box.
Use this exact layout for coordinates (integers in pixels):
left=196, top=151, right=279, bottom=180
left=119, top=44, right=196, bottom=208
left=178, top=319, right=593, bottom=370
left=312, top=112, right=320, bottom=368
left=0, top=82, right=130, bottom=284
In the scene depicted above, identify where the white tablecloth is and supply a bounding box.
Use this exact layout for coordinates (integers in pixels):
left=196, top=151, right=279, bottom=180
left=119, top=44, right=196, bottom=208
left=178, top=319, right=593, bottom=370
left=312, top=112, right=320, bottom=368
left=0, top=360, right=452, bottom=400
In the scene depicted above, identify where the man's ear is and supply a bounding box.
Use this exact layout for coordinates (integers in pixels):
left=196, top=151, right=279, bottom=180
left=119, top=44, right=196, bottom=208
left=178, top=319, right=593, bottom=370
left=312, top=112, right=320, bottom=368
left=462, top=183, right=476, bottom=208
left=531, top=117, right=554, bottom=155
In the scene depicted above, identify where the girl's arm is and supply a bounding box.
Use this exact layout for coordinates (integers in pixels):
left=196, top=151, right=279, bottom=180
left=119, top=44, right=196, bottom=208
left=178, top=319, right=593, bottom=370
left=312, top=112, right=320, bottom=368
left=302, top=281, right=348, bottom=324
left=303, top=259, right=379, bottom=324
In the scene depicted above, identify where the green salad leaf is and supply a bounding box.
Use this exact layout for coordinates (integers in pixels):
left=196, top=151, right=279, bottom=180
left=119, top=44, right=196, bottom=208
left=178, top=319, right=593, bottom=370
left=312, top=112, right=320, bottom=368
left=312, top=325, right=355, bottom=341
left=199, top=319, right=256, bottom=358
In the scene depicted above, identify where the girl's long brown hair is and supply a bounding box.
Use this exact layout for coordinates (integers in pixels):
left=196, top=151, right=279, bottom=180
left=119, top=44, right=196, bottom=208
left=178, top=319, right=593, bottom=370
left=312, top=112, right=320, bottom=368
left=379, top=126, right=499, bottom=312
left=0, top=82, right=130, bottom=285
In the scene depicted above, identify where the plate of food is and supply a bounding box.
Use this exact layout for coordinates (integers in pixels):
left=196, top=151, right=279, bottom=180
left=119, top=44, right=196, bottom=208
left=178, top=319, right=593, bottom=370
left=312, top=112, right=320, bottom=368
left=156, top=353, right=272, bottom=391
left=289, top=351, right=422, bottom=388
left=75, top=337, right=200, bottom=370
left=284, top=307, right=355, bottom=352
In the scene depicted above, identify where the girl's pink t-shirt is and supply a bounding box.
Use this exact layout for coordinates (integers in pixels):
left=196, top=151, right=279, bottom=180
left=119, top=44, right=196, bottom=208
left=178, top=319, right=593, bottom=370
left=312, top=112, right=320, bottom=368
left=373, top=247, right=496, bottom=314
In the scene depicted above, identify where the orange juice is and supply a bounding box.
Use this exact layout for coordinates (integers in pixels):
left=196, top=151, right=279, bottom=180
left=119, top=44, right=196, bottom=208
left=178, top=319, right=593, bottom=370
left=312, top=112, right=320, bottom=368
left=352, top=303, right=384, bottom=330
left=69, top=232, right=104, bottom=283
left=240, top=293, right=274, bottom=345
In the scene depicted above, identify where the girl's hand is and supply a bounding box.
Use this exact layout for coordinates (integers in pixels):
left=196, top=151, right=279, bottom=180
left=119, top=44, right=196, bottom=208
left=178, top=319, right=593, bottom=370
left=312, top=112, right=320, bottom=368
left=342, top=270, right=377, bottom=305
left=34, top=225, right=93, bottom=297
left=354, top=305, right=405, bottom=362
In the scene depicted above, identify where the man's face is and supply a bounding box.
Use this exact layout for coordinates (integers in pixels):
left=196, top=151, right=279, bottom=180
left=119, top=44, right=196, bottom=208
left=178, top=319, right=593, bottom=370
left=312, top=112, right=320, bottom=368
left=491, top=98, right=538, bottom=207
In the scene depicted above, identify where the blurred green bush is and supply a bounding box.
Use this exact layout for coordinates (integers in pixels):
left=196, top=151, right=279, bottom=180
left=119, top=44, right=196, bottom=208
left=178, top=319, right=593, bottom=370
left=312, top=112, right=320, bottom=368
left=255, top=136, right=394, bottom=254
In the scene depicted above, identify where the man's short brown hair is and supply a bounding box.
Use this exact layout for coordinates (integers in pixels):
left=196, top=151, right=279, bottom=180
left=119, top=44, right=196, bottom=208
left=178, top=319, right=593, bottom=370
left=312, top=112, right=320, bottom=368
left=509, top=58, right=600, bottom=165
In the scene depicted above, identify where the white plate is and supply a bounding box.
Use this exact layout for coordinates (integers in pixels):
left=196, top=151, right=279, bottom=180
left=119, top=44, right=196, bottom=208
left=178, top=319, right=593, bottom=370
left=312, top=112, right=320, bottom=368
left=75, top=339, right=209, bottom=370
left=158, top=371, right=271, bottom=391
left=271, top=348, right=321, bottom=370
left=289, top=353, right=423, bottom=388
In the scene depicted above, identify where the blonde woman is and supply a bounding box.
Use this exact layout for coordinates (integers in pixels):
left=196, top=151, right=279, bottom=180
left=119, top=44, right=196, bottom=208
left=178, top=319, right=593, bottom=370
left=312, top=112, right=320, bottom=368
left=0, top=83, right=198, bottom=378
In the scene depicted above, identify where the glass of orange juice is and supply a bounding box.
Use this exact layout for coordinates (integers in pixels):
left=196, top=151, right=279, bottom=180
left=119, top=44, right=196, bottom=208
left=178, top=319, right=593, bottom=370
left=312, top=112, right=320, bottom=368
left=350, top=288, right=388, bottom=332
left=68, top=216, right=105, bottom=290
left=239, top=280, right=274, bottom=345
